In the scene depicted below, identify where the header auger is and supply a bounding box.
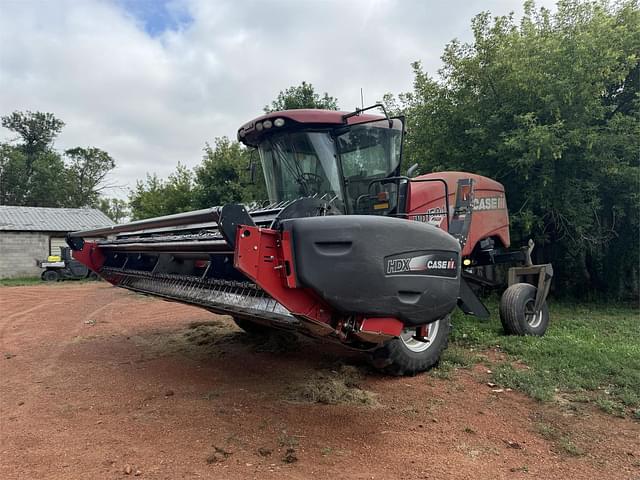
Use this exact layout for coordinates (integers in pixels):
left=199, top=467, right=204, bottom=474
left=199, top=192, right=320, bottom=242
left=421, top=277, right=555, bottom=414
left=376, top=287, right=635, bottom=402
left=68, top=105, right=552, bottom=375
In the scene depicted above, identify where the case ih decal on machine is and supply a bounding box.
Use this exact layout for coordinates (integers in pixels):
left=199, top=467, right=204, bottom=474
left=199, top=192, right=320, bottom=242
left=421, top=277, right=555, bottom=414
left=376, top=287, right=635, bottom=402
left=473, top=195, right=506, bottom=211
left=411, top=194, right=506, bottom=227
left=385, top=252, right=458, bottom=277
left=67, top=104, right=553, bottom=376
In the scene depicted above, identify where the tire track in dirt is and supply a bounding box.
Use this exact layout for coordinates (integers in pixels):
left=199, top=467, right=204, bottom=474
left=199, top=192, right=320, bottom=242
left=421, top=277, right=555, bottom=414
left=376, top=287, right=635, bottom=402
left=35, top=297, right=133, bottom=380
left=0, top=303, right=51, bottom=352
left=1, top=284, right=132, bottom=389
left=2, top=284, right=639, bottom=480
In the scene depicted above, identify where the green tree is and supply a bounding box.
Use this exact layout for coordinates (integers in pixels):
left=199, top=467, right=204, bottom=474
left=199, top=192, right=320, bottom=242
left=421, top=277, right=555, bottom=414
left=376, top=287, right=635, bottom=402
left=264, top=81, right=339, bottom=113
left=0, top=145, right=28, bottom=205
left=0, top=111, right=117, bottom=208
left=0, top=111, right=67, bottom=206
left=164, top=164, right=196, bottom=214
left=1, top=111, right=64, bottom=159
left=128, top=174, right=166, bottom=220
left=64, top=147, right=116, bottom=207
left=194, top=137, right=265, bottom=208
left=128, top=138, right=268, bottom=220
left=391, top=0, right=640, bottom=298
left=0, top=147, right=67, bottom=207
left=128, top=164, right=195, bottom=220
left=98, top=197, right=129, bottom=223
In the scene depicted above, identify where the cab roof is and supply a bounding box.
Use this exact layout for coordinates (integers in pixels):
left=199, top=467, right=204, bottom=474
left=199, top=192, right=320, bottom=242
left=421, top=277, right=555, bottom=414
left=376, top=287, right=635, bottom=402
left=237, top=109, right=384, bottom=147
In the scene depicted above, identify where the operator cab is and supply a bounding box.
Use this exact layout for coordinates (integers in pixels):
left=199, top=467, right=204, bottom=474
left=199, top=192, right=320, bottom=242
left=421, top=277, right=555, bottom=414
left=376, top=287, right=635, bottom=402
left=237, top=107, right=404, bottom=215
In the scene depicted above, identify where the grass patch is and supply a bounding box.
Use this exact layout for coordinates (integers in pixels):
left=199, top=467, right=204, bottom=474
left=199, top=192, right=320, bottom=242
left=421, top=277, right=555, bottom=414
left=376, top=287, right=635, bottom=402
left=594, top=397, right=626, bottom=418
left=289, top=365, right=376, bottom=406
left=441, top=344, right=479, bottom=368
left=534, top=421, right=584, bottom=456
left=0, top=277, right=98, bottom=287
left=0, top=276, right=41, bottom=287
left=557, top=437, right=585, bottom=457
left=430, top=344, right=480, bottom=379
left=449, top=300, right=640, bottom=415
left=431, top=361, right=454, bottom=379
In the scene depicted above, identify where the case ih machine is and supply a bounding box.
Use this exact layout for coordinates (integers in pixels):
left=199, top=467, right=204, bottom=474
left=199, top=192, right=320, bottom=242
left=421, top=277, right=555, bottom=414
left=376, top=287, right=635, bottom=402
left=68, top=106, right=553, bottom=375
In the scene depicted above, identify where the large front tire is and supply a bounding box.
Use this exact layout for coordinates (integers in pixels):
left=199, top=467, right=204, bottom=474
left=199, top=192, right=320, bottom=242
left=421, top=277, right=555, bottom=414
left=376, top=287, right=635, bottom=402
left=499, top=283, right=549, bottom=336
left=370, top=316, right=451, bottom=376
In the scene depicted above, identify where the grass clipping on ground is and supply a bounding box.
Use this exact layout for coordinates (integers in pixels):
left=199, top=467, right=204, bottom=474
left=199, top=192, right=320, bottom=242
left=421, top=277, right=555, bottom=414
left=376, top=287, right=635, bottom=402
left=289, top=365, right=376, bottom=406
left=142, top=320, right=302, bottom=358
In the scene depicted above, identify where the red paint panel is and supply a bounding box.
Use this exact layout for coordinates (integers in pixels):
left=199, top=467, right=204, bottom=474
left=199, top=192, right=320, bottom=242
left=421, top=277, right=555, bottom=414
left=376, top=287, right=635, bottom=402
left=280, top=230, right=298, bottom=288
left=239, top=109, right=382, bottom=131
left=406, top=171, right=511, bottom=256
left=234, top=226, right=333, bottom=325
left=71, top=241, right=106, bottom=275
left=360, top=317, right=404, bottom=337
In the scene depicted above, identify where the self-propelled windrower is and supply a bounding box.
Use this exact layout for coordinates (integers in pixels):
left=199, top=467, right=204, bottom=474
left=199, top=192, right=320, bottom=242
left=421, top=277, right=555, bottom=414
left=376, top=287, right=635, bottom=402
left=68, top=105, right=552, bottom=375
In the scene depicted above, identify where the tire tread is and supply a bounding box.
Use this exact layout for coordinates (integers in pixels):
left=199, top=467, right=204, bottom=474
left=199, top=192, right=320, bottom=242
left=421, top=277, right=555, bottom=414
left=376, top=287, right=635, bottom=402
left=372, top=317, right=451, bottom=376
left=500, top=283, right=549, bottom=336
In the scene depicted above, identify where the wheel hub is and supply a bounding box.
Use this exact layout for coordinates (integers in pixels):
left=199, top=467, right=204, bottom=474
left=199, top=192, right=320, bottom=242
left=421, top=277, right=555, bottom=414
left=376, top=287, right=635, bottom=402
left=400, top=320, right=440, bottom=353
left=524, top=300, right=543, bottom=328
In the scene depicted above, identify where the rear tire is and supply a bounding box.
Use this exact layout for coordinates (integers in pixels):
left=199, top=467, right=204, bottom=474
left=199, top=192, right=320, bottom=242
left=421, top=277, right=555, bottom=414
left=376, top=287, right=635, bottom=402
left=232, top=317, right=272, bottom=336
left=42, top=270, right=60, bottom=282
left=499, top=283, right=549, bottom=336
left=370, top=316, right=451, bottom=376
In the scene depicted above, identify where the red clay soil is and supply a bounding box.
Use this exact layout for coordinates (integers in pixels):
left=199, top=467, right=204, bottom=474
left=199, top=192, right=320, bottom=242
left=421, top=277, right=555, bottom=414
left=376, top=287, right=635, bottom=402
left=1, top=283, right=638, bottom=480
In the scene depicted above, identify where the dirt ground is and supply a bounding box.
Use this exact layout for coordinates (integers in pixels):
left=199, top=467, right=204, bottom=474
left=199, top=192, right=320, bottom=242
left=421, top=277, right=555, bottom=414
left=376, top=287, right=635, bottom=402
left=1, top=283, right=638, bottom=480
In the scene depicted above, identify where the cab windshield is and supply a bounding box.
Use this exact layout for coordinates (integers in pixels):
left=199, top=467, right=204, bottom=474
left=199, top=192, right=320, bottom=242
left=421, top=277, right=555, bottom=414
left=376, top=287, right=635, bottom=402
left=257, top=118, right=403, bottom=212
left=258, top=132, right=342, bottom=204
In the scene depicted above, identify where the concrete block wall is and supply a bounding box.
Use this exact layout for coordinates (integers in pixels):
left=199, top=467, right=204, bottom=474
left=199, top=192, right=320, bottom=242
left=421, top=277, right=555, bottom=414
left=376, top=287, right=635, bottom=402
left=0, top=231, right=50, bottom=279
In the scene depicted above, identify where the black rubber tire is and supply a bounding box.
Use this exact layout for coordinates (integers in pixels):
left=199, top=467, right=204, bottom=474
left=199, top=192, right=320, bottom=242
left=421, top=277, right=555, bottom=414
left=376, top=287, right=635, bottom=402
left=499, top=283, right=549, bottom=336
left=232, top=317, right=272, bottom=336
left=369, top=316, right=451, bottom=376
left=42, top=269, right=60, bottom=282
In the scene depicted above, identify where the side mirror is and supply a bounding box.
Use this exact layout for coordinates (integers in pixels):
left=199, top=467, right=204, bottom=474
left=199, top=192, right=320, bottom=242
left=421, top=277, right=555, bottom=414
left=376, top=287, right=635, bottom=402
left=406, top=163, right=419, bottom=178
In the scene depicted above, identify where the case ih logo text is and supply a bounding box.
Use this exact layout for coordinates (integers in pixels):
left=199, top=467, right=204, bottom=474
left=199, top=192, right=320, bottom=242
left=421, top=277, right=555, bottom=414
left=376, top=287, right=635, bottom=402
left=473, top=195, right=505, bottom=211
left=426, top=259, right=457, bottom=270
left=385, top=255, right=457, bottom=275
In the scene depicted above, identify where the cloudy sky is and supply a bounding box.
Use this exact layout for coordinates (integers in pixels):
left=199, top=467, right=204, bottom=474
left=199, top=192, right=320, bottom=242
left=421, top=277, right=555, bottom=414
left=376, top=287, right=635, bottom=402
left=0, top=0, right=555, bottom=198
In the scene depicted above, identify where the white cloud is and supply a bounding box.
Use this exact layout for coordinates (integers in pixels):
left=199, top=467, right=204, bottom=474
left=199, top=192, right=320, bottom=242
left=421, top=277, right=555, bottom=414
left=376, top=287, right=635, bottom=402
left=0, top=0, right=556, bottom=199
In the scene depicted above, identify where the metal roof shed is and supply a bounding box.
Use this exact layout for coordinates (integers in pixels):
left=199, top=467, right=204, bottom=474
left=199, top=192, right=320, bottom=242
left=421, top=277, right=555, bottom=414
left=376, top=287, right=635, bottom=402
left=0, top=206, right=114, bottom=279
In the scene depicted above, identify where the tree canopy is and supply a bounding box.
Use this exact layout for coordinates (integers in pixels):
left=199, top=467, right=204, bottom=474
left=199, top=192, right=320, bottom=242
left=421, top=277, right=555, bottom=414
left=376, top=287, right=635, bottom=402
left=97, top=197, right=128, bottom=224
left=0, top=111, right=117, bottom=209
left=385, top=0, right=639, bottom=298
left=64, top=147, right=116, bottom=207
left=264, top=81, right=339, bottom=112
left=128, top=137, right=265, bottom=220
left=1, top=111, right=64, bottom=157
